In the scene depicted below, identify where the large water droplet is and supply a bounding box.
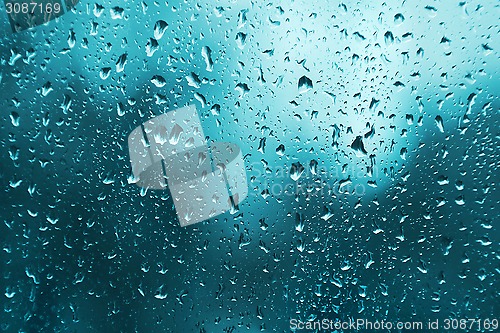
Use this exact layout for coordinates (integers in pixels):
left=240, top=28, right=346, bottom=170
left=290, top=162, right=304, bottom=181
left=298, top=75, right=313, bottom=94
left=100, top=67, right=112, bottom=80
left=394, top=13, right=405, bottom=24
left=110, top=6, right=124, bottom=19
left=154, top=20, right=168, bottom=40
left=351, top=136, right=368, bottom=156
left=169, top=124, right=183, bottom=145
left=186, top=72, right=201, bottom=88
left=146, top=38, right=159, bottom=57
left=116, top=53, right=128, bottom=73
left=41, top=82, right=53, bottom=96
left=235, top=32, right=247, bottom=49
left=151, top=75, right=166, bottom=87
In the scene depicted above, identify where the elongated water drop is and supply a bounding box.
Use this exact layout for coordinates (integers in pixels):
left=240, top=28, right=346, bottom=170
left=201, top=46, right=213, bottom=72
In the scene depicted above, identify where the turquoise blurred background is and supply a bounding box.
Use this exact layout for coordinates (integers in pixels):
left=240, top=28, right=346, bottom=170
left=0, top=0, right=498, bottom=331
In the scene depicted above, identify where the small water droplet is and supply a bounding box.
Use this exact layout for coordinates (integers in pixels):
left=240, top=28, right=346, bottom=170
left=210, top=104, right=220, bottom=116
left=10, top=112, right=20, bottom=126
left=295, top=213, right=304, bottom=232
left=257, top=138, right=266, bottom=153
left=384, top=31, right=394, bottom=45
left=154, top=285, right=168, bottom=300
left=320, top=206, right=334, bottom=221
left=455, top=196, right=465, bottom=205
left=93, top=3, right=104, bottom=17
left=117, top=102, right=125, bottom=116
left=235, top=83, right=250, bottom=97
left=276, top=144, right=285, bottom=156
left=309, top=159, right=318, bottom=175
left=437, top=175, right=449, bottom=185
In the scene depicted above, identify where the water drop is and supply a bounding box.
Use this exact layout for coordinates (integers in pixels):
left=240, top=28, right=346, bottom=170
left=186, top=72, right=201, bottom=88
left=10, top=112, right=20, bottom=126
left=257, top=138, right=266, bottom=153
left=210, top=104, right=220, bottom=116
left=201, top=46, right=213, bottom=72
left=110, top=6, right=124, bottom=19
left=154, top=285, right=168, bottom=300
left=169, top=124, right=183, bottom=145
left=290, top=162, right=304, bottom=181
left=100, top=67, right=112, bottom=80
left=8, top=49, right=22, bottom=66
left=146, top=38, right=159, bottom=57
left=351, top=136, right=368, bottom=156
left=235, top=83, right=250, bottom=97
left=41, top=82, right=53, bottom=96
left=93, top=3, right=104, bottom=17
left=295, top=213, right=304, bottom=232
left=384, top=31, right=394, bottom=45
left=153, top=20, right=168, bottom=40
left=67, top=30, right=76, bottom=48
left=298, top=75, right=313, bottom=94
left=320, top=206, right=334, bottom=221
left=394, top=13, right=405, bottom=24
left=435, top=115, right=444, bottom=133
left=235, top=32, right=247, bottom=49
left=276, top=144, right=285, bottom=156
left=116, top=53, right=128, bottom=73
left=151, top=75, right=166, bottom=87
left=437, top=175, right=449, bottom=185
left=309, top=159, right=318, bottom=175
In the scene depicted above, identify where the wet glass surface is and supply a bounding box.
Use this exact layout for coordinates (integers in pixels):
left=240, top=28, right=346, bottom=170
left=0, top=0, right=498, bottom=332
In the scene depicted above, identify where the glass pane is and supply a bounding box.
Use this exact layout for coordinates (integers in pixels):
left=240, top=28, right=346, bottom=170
left=0, top=0, right=498, bottom=331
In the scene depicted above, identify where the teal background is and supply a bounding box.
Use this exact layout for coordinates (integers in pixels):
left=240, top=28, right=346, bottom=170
left=0, top=0, right=498, bottom=332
